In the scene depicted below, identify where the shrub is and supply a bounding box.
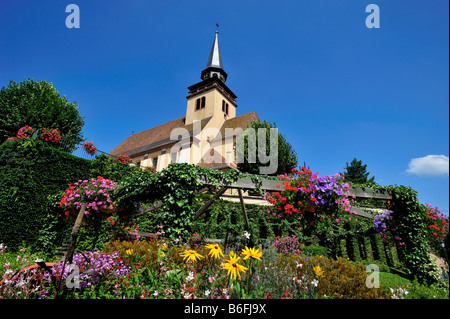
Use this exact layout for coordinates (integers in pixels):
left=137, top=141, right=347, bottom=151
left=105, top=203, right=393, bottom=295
left=252, top=246, right=392, bottom=299
left=305, top=256, right=392, bottom=299
left=0, top=138, right=91, bottom=251
left=302, top=244, right=329, bottom=257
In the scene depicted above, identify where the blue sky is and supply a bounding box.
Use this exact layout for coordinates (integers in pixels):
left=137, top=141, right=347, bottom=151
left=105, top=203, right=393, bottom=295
left=1, top=0, right=448, bottom=214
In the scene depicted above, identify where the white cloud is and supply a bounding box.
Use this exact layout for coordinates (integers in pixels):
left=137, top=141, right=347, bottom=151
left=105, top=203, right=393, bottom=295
left=406, top=155, right=449, bottom=177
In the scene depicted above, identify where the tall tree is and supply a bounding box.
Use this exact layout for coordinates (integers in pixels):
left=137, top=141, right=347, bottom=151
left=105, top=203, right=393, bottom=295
left=0, top=79, right=85, bottom=150
left=235, top=120, right=298, bottom=176
left=343, top=157, right=375, bottom=184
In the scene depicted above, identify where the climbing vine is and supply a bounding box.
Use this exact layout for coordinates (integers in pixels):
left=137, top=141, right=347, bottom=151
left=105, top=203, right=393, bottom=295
left=113, top=163, right=264, bottom=238
left=383, top=185, right=445, bottom=283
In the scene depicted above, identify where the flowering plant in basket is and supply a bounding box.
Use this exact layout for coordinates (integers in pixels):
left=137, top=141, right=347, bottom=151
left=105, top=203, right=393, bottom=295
left=82, top=141, right=97, bottom=156
left=17, top=126, right=35, bottom=139
left=40, top=128, right=61, bottom=144
left=59, top=176, right=118, bottom=218
left=5, top=125, right=35, bottom=142
left=117, top=154, right=131, bottom=164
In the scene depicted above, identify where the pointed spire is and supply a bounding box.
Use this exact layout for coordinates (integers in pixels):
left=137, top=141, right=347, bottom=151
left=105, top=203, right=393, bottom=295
left=206, top=31, right=223, bottom=69
left=201, top=30, right=228, bottom=82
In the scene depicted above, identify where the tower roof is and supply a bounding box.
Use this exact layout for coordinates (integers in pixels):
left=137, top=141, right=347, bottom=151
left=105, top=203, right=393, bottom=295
left=201, top=31, right=228, bottom=82
left=206, top=31, right=223, bottom=69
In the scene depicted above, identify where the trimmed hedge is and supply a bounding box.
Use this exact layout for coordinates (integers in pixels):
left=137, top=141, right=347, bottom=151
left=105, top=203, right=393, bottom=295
left=0, top=138, right=91, bottom=250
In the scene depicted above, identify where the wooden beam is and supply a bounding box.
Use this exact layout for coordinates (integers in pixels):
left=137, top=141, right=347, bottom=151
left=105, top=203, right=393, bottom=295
left=349, top=206, right=382, bottom=219
left=193, top=187, right=229, bottom=221
left=198, top=177, right=282, bottom=192
left=55, top=203, right=86, bottom=299
left=238, top=188, right=250, bottom=229
left=348, top=187, right=392, bottom=200
left=199, top=177, right=392, bottom=201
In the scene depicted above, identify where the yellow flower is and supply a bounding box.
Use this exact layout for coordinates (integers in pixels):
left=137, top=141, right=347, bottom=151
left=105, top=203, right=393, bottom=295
left=313, top=265, right=324, bottom=277
left=222, top=251, right=248, bottom=280
left=159, top=251, right=165, bottom=258
left=179, top=250, right=204, bottom=263
left=205, top=243, right=224, bottom=259
left=241, top=246, right=263, bottom=261
left=162, top=244, right=169, bottom=251
left=125, top=249, right=134, bottom=255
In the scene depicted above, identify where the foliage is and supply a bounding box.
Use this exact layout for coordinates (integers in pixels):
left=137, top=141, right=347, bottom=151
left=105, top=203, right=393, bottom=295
left=89, top=153, right=144, bottom=183
left=385, top=185, right=441, bottom=283
left=0, top=79, right=84, bottom=150
left=0, top=138, right=91, bottom=251
left=235, top=119, right=298, bottom=176
left=302, top=244, right=330, bottom=258
left=187, top=195, right=275, bottom=246
left=34, top=192, right=71, bottom=258
left=343, top=157, right=375, bottom=184
left=114, top=163, right=263, bottom=239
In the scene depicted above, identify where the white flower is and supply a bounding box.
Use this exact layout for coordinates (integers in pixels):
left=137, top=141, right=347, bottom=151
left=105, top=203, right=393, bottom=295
left=186, top=271, right=195, bottom=282
left=153, top=291, right=159, bottom=296
left=311, top=279, right=319, bottom=287
left=205, top=289, right=211, bottom=296
left=184, top=293, right=192, bottom=299
left=296, top=262, right=303, bottom=268
left=243, top=231, right=250, bottom=239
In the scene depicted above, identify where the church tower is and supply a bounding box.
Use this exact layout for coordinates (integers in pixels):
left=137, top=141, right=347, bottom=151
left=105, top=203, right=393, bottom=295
left=185, top=31, right=238, bottom=127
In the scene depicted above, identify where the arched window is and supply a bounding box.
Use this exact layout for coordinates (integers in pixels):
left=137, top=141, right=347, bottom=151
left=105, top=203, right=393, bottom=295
left=201, top=96, right=206, bottom=109
left=195, top=98, right=201, bottom=110
left=222, top=100, right=229, bottom=115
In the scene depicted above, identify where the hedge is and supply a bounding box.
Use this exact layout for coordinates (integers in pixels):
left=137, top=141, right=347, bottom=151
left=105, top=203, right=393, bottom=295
left=0, top=138, right=91, bottom=250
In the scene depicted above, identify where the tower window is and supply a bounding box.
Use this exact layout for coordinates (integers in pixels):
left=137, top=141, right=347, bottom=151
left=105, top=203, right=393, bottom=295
left=222, top=100, right=229, bottom=115
left=152, top=157, right=158, bottom=168
left=201, top=96, right=206, bottom=109
left=195, top=97, right=206, bottom=110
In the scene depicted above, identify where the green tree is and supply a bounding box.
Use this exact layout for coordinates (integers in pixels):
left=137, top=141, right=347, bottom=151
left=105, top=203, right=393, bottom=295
left=235, top=120, right=298, bottom=176
left=343, top=157, right=375, bottom=184
left=0, top=79, right=84, bottom=150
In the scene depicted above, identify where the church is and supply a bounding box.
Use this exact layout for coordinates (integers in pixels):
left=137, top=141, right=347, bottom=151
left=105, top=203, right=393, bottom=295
left=110, top=31, right=259, bottom=172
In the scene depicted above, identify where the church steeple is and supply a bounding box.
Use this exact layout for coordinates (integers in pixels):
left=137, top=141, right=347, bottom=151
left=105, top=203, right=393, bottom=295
left=201, top=31, right=228, bottom=83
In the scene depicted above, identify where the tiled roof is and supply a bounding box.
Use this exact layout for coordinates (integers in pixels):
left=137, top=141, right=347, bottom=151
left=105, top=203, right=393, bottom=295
left=215, top=111, right=260, bottom=140
left=110, top=111, right=259, bottom=157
